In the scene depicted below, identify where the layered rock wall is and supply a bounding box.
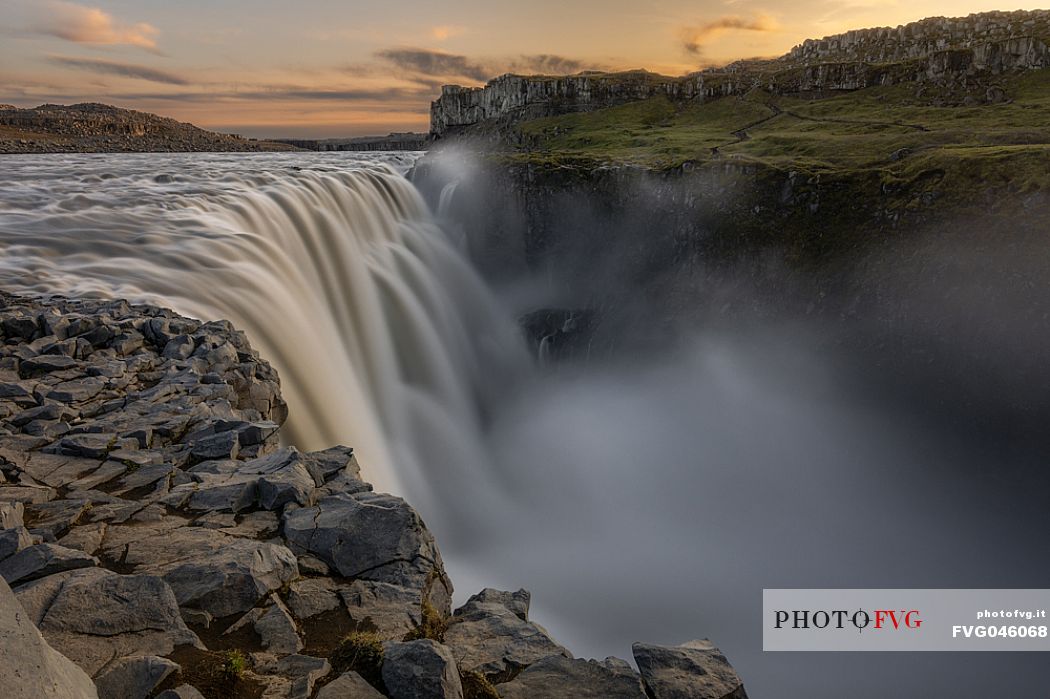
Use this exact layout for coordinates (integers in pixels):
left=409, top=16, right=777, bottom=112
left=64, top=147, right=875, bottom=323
left=430, top=10, right=1050, bottom=136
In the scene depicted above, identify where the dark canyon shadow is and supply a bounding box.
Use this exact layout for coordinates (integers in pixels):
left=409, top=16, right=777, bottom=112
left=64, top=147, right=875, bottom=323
left=413, top=149, right=1050, bottom=698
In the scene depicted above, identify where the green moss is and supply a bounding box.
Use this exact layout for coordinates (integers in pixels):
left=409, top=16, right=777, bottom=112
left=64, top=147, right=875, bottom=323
left=331, top=631, right=386, bottom=691
left=221, top=649, right=247, bottom=681
left=460, top=669, right=501, bottom=699
left=403, top=598, right=448, bottom=643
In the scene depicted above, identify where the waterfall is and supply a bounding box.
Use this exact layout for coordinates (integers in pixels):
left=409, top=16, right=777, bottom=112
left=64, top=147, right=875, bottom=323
left=0, top=152, right=529, bottom=497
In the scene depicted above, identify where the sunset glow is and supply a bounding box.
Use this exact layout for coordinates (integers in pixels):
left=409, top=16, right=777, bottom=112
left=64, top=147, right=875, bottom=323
left=2, top=0, right=1047, bottom=137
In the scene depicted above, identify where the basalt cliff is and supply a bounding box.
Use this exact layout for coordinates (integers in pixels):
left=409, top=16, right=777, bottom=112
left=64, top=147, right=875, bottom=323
left=0, top=293, right=745, bottom=699
left=430, top=9, right=1050, bottom=137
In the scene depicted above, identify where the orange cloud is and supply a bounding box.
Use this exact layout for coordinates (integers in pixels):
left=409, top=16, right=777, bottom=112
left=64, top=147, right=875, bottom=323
left=35, top=1, right=160, bottom=51
left=681, top=14, right=777, bottom=56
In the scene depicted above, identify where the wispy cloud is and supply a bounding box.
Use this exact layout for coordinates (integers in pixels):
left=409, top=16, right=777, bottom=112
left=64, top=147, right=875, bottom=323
left=509, top=54, right=590, bottom=75
left=375, top=48, right=490, bottom=82
left=373, top=47, right=599, bottom=84
left=48, top=56, right=188, bottom=85
left=33, top=1, right=160, bottom=52
left=680, top=14, right=777, bottom=56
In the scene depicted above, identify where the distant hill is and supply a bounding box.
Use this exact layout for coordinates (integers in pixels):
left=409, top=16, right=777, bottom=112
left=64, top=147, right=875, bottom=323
left=277, top=132, right=429, bottom=151
left=0, top=103, right=300, bottom=153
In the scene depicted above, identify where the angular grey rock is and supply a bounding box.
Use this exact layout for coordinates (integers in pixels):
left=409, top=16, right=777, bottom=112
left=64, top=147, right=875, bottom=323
left=162, top=335, right=195, bottom=360
left=184, top=447, right=318, bottom=513
left=253, top=653, right=331, bottom=699
left=632, top=640, right=748, bottom=699
left=25, top=498, right=90, bottom=539
left=24, top=568, right=202, bottom=677
left=58, top=522, right=107, bottom=555
left=498, top=655, right=647, bottom=698
left=0, top=484, right=55, bottom=504
left=47, top=377, right=106, bottom=404
left=0, top=543, right=98, bottom=584
left=51, top=433, right=114, bottom=459
left=282, top=492, right=449, bottom=598
left=67, top=461, right=126, bottom=491
left=21, top=354, right=79, bottom=376
left=231, top=595, right=303, bottom=656
left=122, top=526, right=298, bottom=617
left=0, top=525, right=33, bottom=560
left=155, top=685, right=206, bottom=699
left=94, top=655, right=179, bottom=699
left=341, top=580, right=423, bottom=640
left=286, top=578, right=343, bottom=619
left=20, top=453, right=100, bottom=489
left=190, top=430, right=239, bottom=462
left=0, top=575, right=99, bottom=699
left=444, top=588, right=569, bottom=677
left=315, top=671, right=385, bottom=699
left=382, top=639, right=464, bottom=699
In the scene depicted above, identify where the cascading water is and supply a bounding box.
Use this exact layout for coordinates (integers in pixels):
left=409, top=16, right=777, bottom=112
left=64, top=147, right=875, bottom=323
left=0, top=152, right=529, bottom=502
left=7, top=151, right=1050, bottom=699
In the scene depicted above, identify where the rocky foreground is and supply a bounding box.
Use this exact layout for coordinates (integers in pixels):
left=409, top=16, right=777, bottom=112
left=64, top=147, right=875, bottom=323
left=0, top=292, right=746, bottom=699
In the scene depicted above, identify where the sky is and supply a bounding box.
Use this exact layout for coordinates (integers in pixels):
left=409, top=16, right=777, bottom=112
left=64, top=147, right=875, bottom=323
left=0, top=0, right=1045, bottom=138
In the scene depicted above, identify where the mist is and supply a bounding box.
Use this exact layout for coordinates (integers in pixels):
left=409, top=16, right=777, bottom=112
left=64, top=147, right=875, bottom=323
left=412, top=149, right=1050, bottom=697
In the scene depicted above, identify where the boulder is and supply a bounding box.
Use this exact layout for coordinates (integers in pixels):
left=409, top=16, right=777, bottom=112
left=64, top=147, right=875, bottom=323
left=498, top=655, right=647, bottom=698
left=282, top=492, right=449, bottom=601
left=93, top=655, right=179, bottom=699
left=444, top=588, right=569, bottom=677
left=121, top=526, right=298, bottom=617
left=0, top=575, right=98, bottom=698
left=253, top=653, right=331, bottom=699
left=226, top=595, right=302, bottom=656
left=57, top=522, right=107, bottom=555
left=382, top=639, right=464, bottom=699
left=19, top=568, right=202, bottom=677
left=0, top=525, right=33, bottom=560
left=341, top=580, right=423, bottom=640
left=632, top=640, right=748, bottom=699
left=0, top=543, right=98, bottom=585
left=285, top=578, right=343, bottom=620
left=315, top=671, right=385, bottom=698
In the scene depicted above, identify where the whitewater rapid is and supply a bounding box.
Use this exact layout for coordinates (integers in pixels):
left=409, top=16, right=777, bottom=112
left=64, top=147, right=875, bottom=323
left=0, top=152, right=528, bottom=498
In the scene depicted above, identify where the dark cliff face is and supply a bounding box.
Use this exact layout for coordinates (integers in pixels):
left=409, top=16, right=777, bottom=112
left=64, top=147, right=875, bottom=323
left=430, top=10, right=1050, bottom=137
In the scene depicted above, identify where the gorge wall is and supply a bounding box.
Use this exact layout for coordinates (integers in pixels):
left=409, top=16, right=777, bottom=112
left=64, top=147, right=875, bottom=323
left=430, top=9, right=1050, bottom=136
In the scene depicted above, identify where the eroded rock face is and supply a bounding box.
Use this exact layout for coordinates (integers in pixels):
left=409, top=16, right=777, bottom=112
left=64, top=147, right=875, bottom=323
left=430, top=9, right=1050, bottom=137
left=632, top=640, right=748, bottom=699
left=15, top=567, right=202, bottom=677
left=443, top=588, right=570, bottom=678
left=498, top=655, right=647, bottom=699
left=382, top=639, right=464, bottom=699
left=282, top=491, right=452, bottom=613
left=0, top=576, right=98, bottom=699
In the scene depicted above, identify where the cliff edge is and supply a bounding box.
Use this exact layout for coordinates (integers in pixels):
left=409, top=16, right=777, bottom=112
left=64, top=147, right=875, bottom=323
left=430, top=9, right=1050, bottom=137
left=0, top=293, right=745, bottom=699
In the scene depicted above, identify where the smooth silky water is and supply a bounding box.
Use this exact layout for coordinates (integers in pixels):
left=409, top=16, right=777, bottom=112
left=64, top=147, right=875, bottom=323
left=3, top=152, right=1048, bottom=698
